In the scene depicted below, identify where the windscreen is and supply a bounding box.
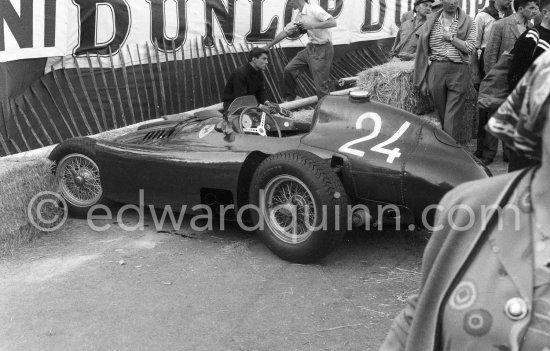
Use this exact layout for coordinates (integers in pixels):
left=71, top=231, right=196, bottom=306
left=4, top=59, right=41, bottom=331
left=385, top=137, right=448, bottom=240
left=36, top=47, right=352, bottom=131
left=226, top=95, right=258, bottom=116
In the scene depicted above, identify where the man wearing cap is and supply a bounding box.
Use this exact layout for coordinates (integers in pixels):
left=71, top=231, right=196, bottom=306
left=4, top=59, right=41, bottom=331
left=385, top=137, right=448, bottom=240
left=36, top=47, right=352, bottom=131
left=390, top=0, right=433, bottom=61
left=221, top=47, right=271, bottom=112
left=414, top=0, right=477, bottom=140
left=263, top=0, right=336, bottom=101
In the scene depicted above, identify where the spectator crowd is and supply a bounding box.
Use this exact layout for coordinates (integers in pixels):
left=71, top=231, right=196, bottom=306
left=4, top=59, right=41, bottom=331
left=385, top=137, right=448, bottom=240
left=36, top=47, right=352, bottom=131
left=391, top=0, right=550, bottom=172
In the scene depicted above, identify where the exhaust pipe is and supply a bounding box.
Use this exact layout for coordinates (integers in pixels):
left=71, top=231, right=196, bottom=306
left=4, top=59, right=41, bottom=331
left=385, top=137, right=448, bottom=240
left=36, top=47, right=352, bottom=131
left=351, top=209, right=371, bottom=227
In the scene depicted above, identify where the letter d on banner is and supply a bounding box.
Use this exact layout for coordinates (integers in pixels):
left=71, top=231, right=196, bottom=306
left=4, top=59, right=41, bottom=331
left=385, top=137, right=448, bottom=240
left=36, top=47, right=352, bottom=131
left=73, top=0, right=131, bottom=55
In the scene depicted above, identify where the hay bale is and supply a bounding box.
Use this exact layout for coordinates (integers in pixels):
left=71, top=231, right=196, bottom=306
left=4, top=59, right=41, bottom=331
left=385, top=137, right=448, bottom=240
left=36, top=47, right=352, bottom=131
left=356, top=61, right=432, bottom=115
left=356, top=60, right=478, bottom=145
left=0, top=159, right=60, bottom=256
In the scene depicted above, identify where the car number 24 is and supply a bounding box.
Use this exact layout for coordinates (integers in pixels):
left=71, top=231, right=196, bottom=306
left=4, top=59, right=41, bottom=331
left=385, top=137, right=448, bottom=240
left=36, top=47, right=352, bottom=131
left=338, top=112, right=411, bottom=164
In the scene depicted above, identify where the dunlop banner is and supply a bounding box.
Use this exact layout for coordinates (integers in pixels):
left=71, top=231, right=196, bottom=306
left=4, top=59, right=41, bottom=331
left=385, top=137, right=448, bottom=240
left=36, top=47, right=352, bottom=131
left=1, top=0, right=486, bottom=64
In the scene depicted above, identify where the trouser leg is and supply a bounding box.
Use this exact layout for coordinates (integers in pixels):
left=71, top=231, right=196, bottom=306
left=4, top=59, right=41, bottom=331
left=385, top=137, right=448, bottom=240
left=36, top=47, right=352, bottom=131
left=476, top=50, right=486, bottom=154
left=308, top=43, right=334, bottom=99
left=482, top=129, right=498, bottom=159
left=476, top=109, right=488, bottom=153
left=282, top=48, right=309, bottom=101
left=427, top=61, right=447, bottom=130
left=444, top=63, right=470, bottom=139
left=479, top=107, right=498, bottom=159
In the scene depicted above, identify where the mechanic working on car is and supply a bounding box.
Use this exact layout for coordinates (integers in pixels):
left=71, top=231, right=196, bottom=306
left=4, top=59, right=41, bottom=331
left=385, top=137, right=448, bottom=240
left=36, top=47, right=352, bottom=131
left=222, top=47, right=279, bottom=114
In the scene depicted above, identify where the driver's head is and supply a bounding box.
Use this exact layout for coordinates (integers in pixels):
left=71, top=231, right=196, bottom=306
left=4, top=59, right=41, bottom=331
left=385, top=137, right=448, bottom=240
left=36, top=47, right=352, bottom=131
left=249, top=47, right=269, bottom=71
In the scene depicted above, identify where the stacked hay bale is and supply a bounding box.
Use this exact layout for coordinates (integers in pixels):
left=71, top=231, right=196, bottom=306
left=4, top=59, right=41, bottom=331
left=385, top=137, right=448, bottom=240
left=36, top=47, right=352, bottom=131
left=356, top=60, right=478, bottom=145
left=0, top=159, right=60, bottom=255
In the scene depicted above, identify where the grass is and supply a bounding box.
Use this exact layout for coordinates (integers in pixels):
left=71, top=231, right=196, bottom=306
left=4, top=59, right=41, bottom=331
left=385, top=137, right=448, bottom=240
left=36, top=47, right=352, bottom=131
left=0, top=159, right=60, bottom=256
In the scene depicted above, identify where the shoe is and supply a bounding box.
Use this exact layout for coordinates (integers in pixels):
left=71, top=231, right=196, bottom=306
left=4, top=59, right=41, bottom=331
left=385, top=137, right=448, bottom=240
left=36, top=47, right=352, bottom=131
left=480, top=157, right=494, bottom=166
left=503, top=154, right=509, bottom=162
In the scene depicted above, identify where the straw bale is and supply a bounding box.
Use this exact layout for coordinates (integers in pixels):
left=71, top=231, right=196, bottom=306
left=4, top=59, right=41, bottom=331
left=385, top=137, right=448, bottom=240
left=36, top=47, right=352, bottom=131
left=0, top=159, right=59, bottom=256
left=356, top=61, right=478, bottom=145
left=356, top=61, right=432, bottom=115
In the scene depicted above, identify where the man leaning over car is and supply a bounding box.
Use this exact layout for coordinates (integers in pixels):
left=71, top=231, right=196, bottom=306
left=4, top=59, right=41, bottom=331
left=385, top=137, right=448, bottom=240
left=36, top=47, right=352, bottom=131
left=221, top=47, right=276, bottom=113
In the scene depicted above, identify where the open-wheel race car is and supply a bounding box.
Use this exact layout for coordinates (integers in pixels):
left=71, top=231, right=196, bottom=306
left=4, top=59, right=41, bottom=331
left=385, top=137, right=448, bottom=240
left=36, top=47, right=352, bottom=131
left=49, top=92, right=490, bottom=263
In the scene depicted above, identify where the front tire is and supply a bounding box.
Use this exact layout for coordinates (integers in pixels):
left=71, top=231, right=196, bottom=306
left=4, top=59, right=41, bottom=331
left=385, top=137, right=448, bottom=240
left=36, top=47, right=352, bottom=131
left=249, top=151, right=348, bottom=263
left=49, top=138, right=105, bottom=218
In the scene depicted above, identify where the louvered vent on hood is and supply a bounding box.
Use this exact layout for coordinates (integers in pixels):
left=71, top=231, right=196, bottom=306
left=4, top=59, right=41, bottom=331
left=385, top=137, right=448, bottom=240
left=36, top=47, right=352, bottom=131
left=142, top=128, right=175, bottom=142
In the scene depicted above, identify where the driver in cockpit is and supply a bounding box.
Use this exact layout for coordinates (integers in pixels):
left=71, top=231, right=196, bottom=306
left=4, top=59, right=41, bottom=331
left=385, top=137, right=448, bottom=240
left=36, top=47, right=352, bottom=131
left=221, top=47, right=279, bottom=115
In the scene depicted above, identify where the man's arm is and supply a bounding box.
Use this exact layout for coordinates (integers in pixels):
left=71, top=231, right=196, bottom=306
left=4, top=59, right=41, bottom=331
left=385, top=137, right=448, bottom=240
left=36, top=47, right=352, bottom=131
left=449, top=20, right=477, bottom=55
left=473, top=13, right=486, bottom=51
left=484, top=21, right=502, bottom=73
left=508, top=29, right=538, bottom=88
left=264, top=30, right=291, bottom=50
left=257, top=75, right=268, bottom=106
left=390, top=27, right=403, bottom=57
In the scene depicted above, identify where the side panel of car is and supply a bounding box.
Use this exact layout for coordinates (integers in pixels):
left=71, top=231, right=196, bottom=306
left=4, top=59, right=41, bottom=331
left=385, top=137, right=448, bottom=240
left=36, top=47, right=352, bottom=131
left=403, top=126, right=490, bottom=225
left=96, top=142, right=248, bottom=211
left=300, top=95, right=424, bottom=207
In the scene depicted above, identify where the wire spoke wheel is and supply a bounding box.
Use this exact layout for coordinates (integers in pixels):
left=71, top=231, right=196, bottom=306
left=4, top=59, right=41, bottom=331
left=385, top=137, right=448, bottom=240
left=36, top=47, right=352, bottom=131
left=263, top=175, right=317, bottom=244
left=250, top=150, right=348, bottom=263
left=57, top=153, right=103, bottom=208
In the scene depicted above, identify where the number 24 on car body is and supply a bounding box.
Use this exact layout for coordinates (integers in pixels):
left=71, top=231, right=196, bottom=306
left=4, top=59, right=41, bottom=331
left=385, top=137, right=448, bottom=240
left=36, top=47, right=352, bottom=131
left=338, top=112, right=411, bottom=164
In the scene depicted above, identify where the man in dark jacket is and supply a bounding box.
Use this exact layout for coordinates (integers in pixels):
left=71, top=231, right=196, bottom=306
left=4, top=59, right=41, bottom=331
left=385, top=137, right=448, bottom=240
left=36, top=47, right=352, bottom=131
left=506, top=0, right=550, bottom=171
left=222, top=47, right=270, bottom=112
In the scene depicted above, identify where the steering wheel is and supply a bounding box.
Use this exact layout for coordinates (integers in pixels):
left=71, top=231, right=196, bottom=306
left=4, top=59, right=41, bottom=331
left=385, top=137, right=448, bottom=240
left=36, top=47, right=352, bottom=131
left=238, top=106, right=282, bottom=138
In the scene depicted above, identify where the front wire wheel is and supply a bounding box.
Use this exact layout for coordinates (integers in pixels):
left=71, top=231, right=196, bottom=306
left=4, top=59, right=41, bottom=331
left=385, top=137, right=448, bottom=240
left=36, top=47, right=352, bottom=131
left=263, top=175, right=317, bottom=244
left=57, top=153, right=103, bottom=215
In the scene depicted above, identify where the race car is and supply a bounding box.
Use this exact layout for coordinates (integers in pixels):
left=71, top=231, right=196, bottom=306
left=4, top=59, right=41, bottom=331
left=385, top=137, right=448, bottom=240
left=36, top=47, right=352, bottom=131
left=49, top=92, right=490, bottom=263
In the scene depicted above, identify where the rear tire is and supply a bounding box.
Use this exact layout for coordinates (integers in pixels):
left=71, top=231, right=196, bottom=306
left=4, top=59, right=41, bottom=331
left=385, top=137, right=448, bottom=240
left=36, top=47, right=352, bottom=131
left=249, top=150, right=348, bottom=263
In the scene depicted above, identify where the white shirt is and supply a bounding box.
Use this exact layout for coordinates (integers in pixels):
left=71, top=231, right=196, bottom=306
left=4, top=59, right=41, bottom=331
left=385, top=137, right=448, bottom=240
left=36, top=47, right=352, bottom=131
left=284, top=4, right=333, bottom=44
left=474, top=10, right=506, bottom=50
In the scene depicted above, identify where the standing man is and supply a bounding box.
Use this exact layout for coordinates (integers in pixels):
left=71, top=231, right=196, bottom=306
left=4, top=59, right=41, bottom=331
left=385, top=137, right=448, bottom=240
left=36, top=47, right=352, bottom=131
left=471, top=0, right=513, bottom=87
left=474, top=0, right=514, bottom=73
left=484, top=0, right=538, bottom=73
left=389, top=0, right=433, bottom=62
left=264, top=0, right=336, bottom=101
left=414, top=0, right=477, bottom=140
left=508, top=0, right=550, bottom=89
left=221, top=47, right=270, bottom=112
left=505, top=0, right=550, bottom=171
left=471, top=0, right=513, bottom=164
left=475, top=0, right=538, bottom=164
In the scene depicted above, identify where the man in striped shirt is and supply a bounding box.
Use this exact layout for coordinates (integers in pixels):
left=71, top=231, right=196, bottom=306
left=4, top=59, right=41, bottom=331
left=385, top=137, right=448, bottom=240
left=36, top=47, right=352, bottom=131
left=414, top=0, right=477, bottom=140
